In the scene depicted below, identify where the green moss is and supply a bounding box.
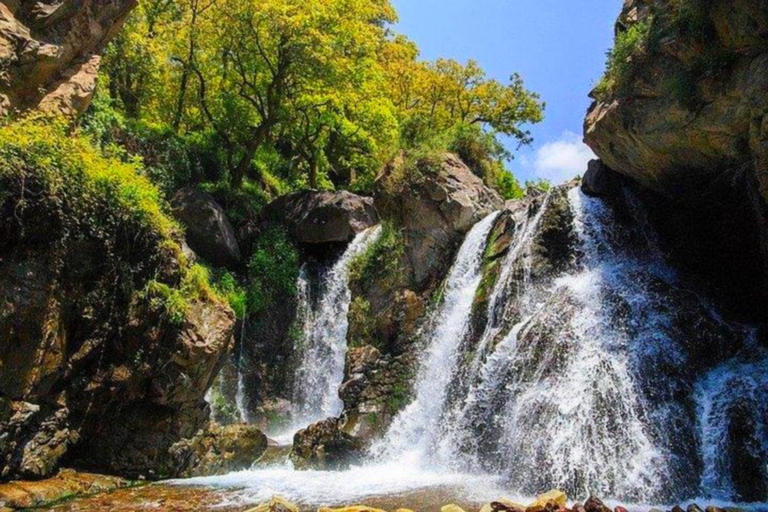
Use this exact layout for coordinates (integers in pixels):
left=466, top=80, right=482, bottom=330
left=348, top=222, right=406, bottom=290
left=386, top=382, right=410, bottom=414
left=348, top=297, right=374, bottom=348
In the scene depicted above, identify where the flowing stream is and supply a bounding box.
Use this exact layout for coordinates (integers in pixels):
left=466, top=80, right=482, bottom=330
left=187, top=187, right=767, bottom=509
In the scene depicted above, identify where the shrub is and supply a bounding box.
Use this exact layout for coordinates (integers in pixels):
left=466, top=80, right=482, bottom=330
left=594, top=19, right=652, bottom=100
left=247, top=227, right=300, bottom=314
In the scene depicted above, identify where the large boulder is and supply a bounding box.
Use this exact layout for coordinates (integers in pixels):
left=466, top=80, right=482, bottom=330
left=171, top=187, right=242, bottom=268
left=169, top=423, right=268, bottom=478
left=376, top=152, right=504, bottom=288
left=261, top=190, right=379, bottom=245
left=290, top=417, right=364, bottom=470
left=0, top=0, right=137, bottom=117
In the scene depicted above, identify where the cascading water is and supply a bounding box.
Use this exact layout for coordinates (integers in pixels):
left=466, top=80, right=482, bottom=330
left=274, top=226, right=382, bottom=441
left=371, top=211, right=500, bottom=463
left=188, top=185, right=766, bottom=509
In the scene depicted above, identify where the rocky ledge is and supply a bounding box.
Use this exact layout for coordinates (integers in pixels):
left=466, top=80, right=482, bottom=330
left=0, top=0, right=137, bottom=116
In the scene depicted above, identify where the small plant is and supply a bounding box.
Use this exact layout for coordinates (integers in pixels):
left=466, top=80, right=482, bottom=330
left=594, top=19, right=652, bottom=101
left=348, top=222, right=406, bottom=290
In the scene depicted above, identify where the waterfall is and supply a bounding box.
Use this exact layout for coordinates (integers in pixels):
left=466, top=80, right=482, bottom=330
left=372, top=187, right=764, bottom=503
left=372, top=211, right=500, bottom=463
left=277, top=225, right=382, bottom=440
left=695, top=348, right=768, bottom=502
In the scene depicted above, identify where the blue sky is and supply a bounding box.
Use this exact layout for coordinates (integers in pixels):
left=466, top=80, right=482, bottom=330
left=390, top=0, right=623, bottom=184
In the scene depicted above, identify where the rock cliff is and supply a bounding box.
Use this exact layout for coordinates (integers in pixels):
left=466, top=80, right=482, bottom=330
left=584, top=0, right=768, bottom=322
left=0, top=0, right=136, bottom=117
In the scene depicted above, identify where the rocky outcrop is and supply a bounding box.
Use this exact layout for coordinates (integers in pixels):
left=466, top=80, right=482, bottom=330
left=584, top=0, right=768, bottom=321
left=584, top=0, right=768, bottom=198
left=261, top=190, right=379, bottom=246
left=169, top=423, right=267, bottom=478
left=171, top=187, right=242, bottom=268
left=0, top=134, right=235, bottom=480
left=0, top=0, right=137, bottom=116
left=376, top=152, right=504, bottom=288
left=290, top=417, right=364, bottom=470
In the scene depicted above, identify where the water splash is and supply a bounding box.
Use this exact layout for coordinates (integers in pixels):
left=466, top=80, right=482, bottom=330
left=274, top=226, right=382, bottom=442
left=372, top=211, right=500, bottom=463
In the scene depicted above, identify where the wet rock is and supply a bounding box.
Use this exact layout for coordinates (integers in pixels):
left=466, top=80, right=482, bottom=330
left=531, top=490, right=567, bottom=509
left=686, top=506, right=703, bottom=512
left=169, top=423, right=268, bottom=478
left=0, top=0, right=137, bottom=117
left=486, top=500, right=526, bottom=512
left=581, top=160, right=622, bottom=198
left=614, top=507, right=628, bottom=512
left=0, top=469, right=131, bottom=509
left=704, top=507, right=725, bottom=512
left=442, top=505, right=468, bottom=512
left=171, top=187, right=242, bottom=268
left=245, top=496, right=300, bottom=512
left=290, top=417, right=364, bottom=470
left=261, top=190, right=379, bottom=246
left=584, top=497, right=611, bottom=512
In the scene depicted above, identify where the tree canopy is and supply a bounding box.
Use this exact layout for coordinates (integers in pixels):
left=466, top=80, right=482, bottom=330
left=95, top=0, right=544, bottom=197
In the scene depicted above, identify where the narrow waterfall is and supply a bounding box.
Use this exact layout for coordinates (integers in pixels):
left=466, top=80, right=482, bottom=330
left=279, top=226, right=382, bottom=439
left=372, top=211, right=500, bottom=463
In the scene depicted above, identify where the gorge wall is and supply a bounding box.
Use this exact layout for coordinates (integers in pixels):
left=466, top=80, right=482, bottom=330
left=584, top=0, right=768, bottom=323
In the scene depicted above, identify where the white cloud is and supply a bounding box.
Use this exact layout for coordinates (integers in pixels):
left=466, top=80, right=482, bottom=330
left=531, top=131, right=595, bottom=185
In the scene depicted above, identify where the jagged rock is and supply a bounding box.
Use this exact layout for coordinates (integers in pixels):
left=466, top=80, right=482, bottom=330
left=0, top=187, right=235, bottom=480
left=290, top=417, right=364, bottom=470
left=0, top=0, right=137, bottom=117
left=376, top=152, right=504, bottom=288
left=169, top=423, right=267, bottom=478
left=171, top=187, right=242, bottom=268
left=261, top=190, right=379, bottom=245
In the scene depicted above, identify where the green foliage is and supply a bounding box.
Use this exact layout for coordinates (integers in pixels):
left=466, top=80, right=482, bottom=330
left=348, top=222, right=406, bottom=290
left=348, top=297, right=374, bottom=348
left=594, top=20, right=652, bottom=101
left=248, top=227, right=300, bottom=314
left=0, top=117, right=224, bottom=327
left=213, top=271, right=248, bottom=319
left=96, top=0, right=538, bottom=197
left=386, top=382, right=410, bottom=414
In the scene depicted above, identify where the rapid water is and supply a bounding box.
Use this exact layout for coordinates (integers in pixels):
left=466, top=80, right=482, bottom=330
left=188, top=187, right=767, bottom=508
left=272, top=226, right=382, bottom=442
left=371, top=211, right=500, bottom=463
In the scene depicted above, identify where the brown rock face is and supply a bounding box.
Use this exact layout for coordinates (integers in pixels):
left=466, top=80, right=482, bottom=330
left=584, top=0, right=768, bottom=196
left=261, top=190, right=379, bottom=246
left=0, top=0, right=137, bottom=116
left=376, top=153, right=504, bottom=289
left=584, top=0, right=768, bottom=321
